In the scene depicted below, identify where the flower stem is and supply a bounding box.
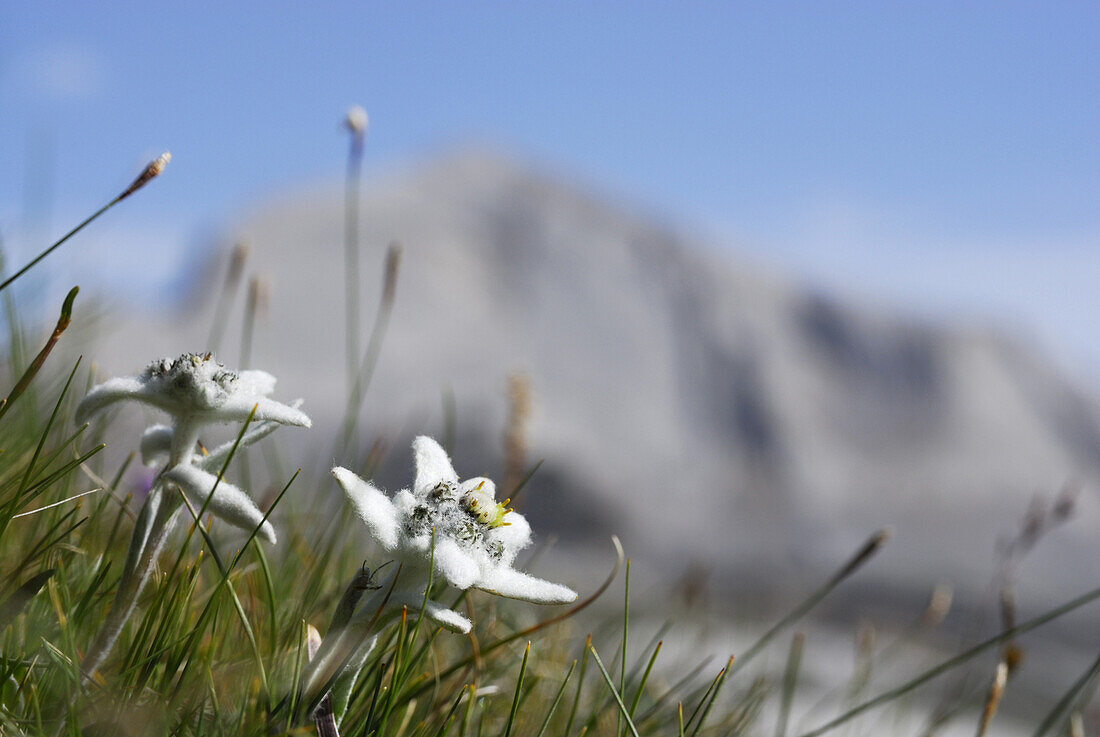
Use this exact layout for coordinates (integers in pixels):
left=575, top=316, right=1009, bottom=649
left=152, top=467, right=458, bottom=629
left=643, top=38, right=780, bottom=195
left=169, top=421, right=200, bottom=468
left=344, top=128, right=364, bottom=418
left=80, top=490, right=180, bottom=678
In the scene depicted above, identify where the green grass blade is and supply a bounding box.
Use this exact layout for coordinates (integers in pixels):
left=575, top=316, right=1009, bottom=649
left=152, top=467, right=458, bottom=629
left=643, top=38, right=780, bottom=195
left=502, top=641, right=532, bottom=737
left=618, top=559, right=629, bottom=737
left=505, top=459, right=543, bottom=505
left=1031, top=651, right=1100, bottom=737
left=0, top=288, right=78, bottom=423
left=627, top=640, right=662, bottom=722
left=535, top=659, right=576, bottom=737
left=363, top=658, right=391, bottom=730
left=252, top=541, right=279, bottom=659
left=432, top=682, right=471, bottom=737
left=684, top=658, right=730, bottom=735
left=587, top=644, right=640, bottom=737
left=9, top=358, right=81, bottom=515
left=729, top=530, right=890, bottom=683
left=562, top=634, right=591, bottom=737
left=635, top=654, right=716, bottom=725
left=775, top=633, right=805, bottom=737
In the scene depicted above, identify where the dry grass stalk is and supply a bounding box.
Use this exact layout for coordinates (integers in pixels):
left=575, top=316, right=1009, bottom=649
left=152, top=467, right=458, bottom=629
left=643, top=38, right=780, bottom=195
left=974, top=660, right=1008, bottom=737
left=921, top=583, right=953, bottom=628
left=503, top=373, right=532, bottom=497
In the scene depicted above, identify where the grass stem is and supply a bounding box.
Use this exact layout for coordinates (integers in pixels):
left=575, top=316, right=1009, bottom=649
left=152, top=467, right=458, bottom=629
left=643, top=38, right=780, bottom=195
left=798, top=581, right=1100, bottom=737
left=344, top=119, right=365, bottom=412
left=502, top=642, right=531, bottom=737
left=728, top=529, right=890, bottom=681
left=587, top=644, right=640, bottom=737
left=0, top=287, right=78, bottom=423
left=0, top=153, right=168, bottom=293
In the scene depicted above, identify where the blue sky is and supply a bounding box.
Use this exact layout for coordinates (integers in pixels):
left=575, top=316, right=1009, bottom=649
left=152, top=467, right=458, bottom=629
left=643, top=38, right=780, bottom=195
left=2, top=3, right=1098, bottom=377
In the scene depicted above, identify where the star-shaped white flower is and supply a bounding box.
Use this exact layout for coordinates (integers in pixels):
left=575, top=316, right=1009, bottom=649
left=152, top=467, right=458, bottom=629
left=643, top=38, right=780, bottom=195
left=76, top=354, right=311, bottom=544
left=78, top=353, right=311, bottom=678
left=78, top=353, right=310, bottom=462
left=332, top=436, right=577, bottom=634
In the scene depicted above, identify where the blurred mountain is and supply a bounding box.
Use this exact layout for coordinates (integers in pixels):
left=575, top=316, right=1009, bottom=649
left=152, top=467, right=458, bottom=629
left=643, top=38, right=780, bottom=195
left=94, top=149, right=1100, bottom=616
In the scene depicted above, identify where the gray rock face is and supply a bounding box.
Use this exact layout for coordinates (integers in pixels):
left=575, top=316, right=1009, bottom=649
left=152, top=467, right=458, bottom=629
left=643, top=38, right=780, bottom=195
left=96, top=150, right=1100, bottom=616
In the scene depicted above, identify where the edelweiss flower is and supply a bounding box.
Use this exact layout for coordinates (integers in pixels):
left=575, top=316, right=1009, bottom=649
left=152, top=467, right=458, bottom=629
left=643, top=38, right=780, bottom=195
left=332, top=435, right=577, bottom=633
left=77, top=353, right=310, bottom=464
left=77, top=354, right=312, bottom=545
left=303, top=437, right=576, bottom=717
left=76, top=353, right=310, bottom=545
left=78, top=353, right=310, bottom=678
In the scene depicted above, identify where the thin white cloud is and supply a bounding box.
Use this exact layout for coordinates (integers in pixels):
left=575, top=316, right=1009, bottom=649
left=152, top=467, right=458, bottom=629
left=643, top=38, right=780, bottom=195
left=8, top=43, right=107, bottom=102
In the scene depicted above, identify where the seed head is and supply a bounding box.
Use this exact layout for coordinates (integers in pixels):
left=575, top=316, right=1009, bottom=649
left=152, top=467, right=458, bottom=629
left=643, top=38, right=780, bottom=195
left=922, top=582, right=953, bottom=626
left=120, top=151, right=171, bottom=200
left=229, top=240, right=251, bottom=281
left=248, top=275, right=272, bottom=318
left=345, top=105, right=368, bottom=137
left=382, top=242, right=401, bottom=303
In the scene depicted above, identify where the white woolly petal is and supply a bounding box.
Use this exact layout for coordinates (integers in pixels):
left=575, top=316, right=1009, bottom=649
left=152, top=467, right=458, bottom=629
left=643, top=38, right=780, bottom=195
left=235, top=370, right=277, bottom=396
left=475, top=567, right=577, bottom=605
left=139, top=425, right=174, bottom=467
left=392, top=489, right=417, bottom=516
left=420, top=599, right=472, bottom=633
left=75, top=376, right=162, bottom=425
left=212, top=395, right=312, bottom=427
left=332, top=467, right=400, bottom=550
left=165, top=465, right=277, bottom=544
left=488, top=511, right=532, bottom=564
left=432, top=538, right=481, bottom=590
left=412, top=436, right=457, bottom=495
left=199, top=399, right=304, bottom=472
left=390, top=591, right=472, bottom=634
